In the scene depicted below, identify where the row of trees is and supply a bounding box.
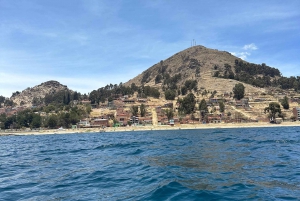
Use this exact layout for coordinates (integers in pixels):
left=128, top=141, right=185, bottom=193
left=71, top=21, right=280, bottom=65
left=214, top=61, right=300, bottom=91
left=176, top=93, right=226, bottom=116
left=0, top=105, right=90, bottom=130
left=89, top=83, right=160, bottom=104
left=130, top=104, right=147, bottom=117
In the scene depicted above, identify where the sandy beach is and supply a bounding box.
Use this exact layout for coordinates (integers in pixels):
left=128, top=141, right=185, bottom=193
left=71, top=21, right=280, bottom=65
left=1, top=121, right=300, bottom=136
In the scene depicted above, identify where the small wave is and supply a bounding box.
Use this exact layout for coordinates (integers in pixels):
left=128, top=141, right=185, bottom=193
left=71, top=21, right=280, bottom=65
left=220, top=137, right=233, bottom=142
left=212, top=129, right=227, bottom=134
left=69, top=148, right=89, bottom=154
left=130, top=149, right=143, bottom=155
left=94, top=141, right=150, bottom=150
left=143, top=181, right=220, bottom=200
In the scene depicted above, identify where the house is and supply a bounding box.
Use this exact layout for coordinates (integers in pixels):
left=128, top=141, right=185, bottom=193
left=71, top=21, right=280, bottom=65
left=138, top=117, right=152, bottom=125
left=293, top=107, right=300, bottom=120
left=235, top=98, right=249, bottom=108
left=130, top=116, right=139, bottom=125
left=158, top=116, right=168, bottom=125
left=137, top=98, right=147, bottom=103
left=116, top=108, right=131, bottom=126
left=123, top=99, right=135, bottom=104
left=208, top=115, right=222, bottom=123
left=209, top=98, right=223, bottom=104
left=290, top=97, right=300, bottom=103
left=91, top=119, right=109, bottom=127
left=116, top=114, right=129, bottom=125
left=78, top=119, right=90, bottom=128
left=254, top=98, right=266, bottom=102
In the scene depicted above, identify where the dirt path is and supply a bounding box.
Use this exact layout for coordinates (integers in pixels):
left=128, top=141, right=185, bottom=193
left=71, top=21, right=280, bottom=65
left=231, top=106, right=252, bottom=119
left=151, top=107, right=158, bottom=126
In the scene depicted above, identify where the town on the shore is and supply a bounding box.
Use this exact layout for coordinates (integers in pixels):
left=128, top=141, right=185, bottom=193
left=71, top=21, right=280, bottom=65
left=1, top=84, right=300, bottom=132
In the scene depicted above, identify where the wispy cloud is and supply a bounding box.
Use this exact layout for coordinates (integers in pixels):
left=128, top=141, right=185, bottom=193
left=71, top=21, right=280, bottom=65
left=230, top=43, right=258, bottom=60
left=243, top=43, right=258, bottom=51
left=231, top=52, right=251, bottom=60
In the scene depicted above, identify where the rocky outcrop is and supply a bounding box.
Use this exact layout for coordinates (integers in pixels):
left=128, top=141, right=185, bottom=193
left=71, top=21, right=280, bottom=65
left=10, top=80, right=71, bottom=107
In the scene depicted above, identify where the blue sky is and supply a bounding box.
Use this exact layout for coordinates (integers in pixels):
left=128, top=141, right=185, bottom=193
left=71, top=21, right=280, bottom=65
left=1, top=0, right=299, bottom=97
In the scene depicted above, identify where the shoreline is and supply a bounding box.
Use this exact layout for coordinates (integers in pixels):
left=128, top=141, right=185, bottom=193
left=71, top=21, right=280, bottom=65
left=1, top=121, right=300, bottom=136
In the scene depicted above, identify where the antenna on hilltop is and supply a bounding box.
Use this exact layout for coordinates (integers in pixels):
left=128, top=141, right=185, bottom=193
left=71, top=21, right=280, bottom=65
left=191, top=39, right=196, bottom=47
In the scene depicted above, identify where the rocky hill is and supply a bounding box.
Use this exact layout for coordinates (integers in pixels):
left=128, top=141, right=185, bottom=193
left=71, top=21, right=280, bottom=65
left=125, top=45, right=275, bottom=95
left=10, top=80, right=72, bottom=107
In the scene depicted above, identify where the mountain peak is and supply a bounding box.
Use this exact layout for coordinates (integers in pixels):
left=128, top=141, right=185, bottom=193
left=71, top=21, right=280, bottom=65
left=124, top=45, right=272, bottom=96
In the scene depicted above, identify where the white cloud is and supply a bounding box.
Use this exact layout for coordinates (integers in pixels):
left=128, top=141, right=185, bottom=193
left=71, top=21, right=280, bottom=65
left=230, top=43, right=258, bottom=60
left=243, top=43, right=258, bottom=51
left=231, top=52, right=251, bottom=60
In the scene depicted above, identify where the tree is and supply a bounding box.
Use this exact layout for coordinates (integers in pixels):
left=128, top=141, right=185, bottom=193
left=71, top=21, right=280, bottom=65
left=48, top=115, right=58, bottom=129
left=178, top=93, right=196, bottom=114
left=155, top=74, right=162, bottom=84
left=219, top=101, right=225, bottom=113
left=131, top=83, right=138, bottom=91
left=233, top=83, right=245, bottom=100
left=184, top=80, right=198, bottom=91
left=73, top=91, right=79, bottom=100
left=70, top=111, right=80, bottom=125
left=264, top=102, right=282, bottom=120
left=140, top=104, right=146, bottom=117
left=30, top=114, right=41, bottom=129
left=89, top=90, right=98, bottom=104
left=198, top=99, right=208, bottom=120
left=181, top=86, right=188, bottom=95
left=165, top=90, right=176, bottom=100
left=281, top=96, right=289, bottom=109
left=165, top=109, right=174, bottom=120
left=130, top=105, right=139, bottom=116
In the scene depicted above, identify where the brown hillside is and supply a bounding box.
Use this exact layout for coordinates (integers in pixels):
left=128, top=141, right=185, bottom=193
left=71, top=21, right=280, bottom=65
left=125, top=45, right=266, bottom=95
left=10, top=80, right=72, bottom=107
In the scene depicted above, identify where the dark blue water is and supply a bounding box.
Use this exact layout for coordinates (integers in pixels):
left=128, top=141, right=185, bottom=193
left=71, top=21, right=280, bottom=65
left=1, top=127, right=300, bottom=200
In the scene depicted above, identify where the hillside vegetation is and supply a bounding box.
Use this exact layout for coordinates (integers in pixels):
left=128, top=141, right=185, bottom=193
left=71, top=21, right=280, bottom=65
left=124, top=45, right=299, bottom=98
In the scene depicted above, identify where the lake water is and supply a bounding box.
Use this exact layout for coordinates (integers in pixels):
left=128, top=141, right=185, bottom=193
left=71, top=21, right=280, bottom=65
left=1, top=127, right=300, bottom=200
